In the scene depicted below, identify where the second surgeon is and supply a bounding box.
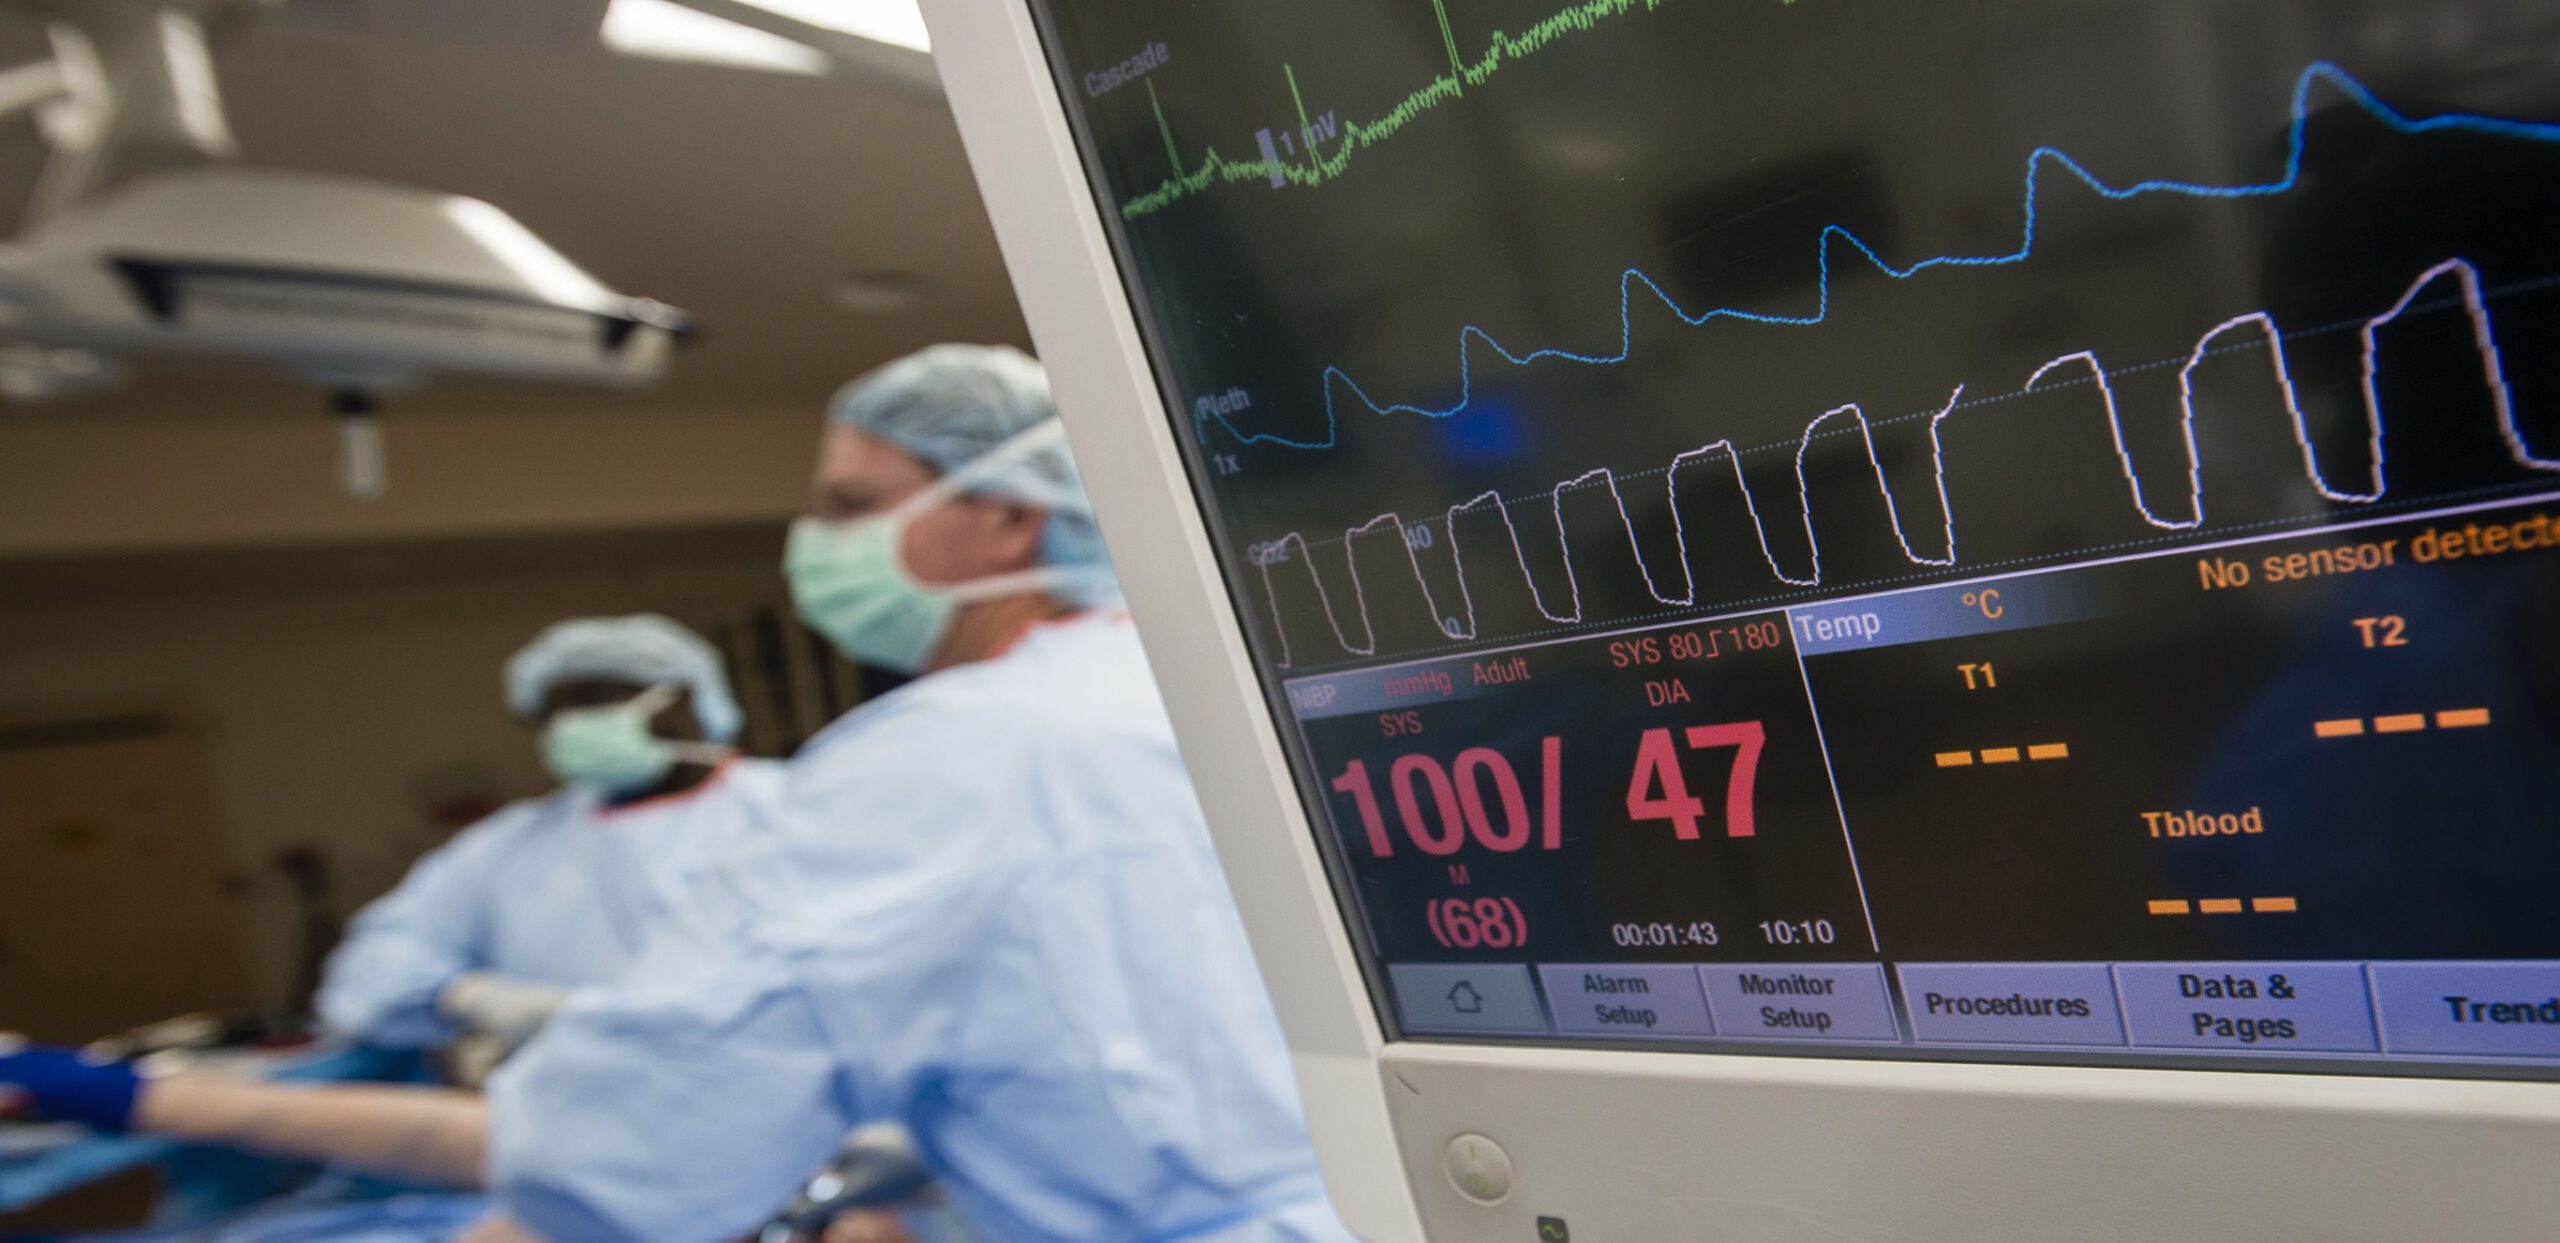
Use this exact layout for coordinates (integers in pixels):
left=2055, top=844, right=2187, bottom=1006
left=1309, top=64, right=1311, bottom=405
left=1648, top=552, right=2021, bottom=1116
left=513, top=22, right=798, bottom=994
left=320, top=614, right=781, bottom=1064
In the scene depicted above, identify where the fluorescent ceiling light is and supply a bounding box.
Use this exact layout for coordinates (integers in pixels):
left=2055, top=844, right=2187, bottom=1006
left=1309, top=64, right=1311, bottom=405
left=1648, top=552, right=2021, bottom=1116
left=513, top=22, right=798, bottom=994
left=728, top=0, right=931, bottom=53
left=602, top=0, right=830, bottom=76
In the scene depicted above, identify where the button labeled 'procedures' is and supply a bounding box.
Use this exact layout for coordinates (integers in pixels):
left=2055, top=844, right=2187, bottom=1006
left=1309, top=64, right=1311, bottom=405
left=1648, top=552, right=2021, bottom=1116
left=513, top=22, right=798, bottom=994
left=2116, top=962, right=2376, bottom=1052
left=2370, top=961, right=2560, bottom=1057
left=1537, top=964, right=1714, bottom=1038
left=1898, top=963, right=2126, bottom=1046
left=1697, top=964, right=1897, bottom=1041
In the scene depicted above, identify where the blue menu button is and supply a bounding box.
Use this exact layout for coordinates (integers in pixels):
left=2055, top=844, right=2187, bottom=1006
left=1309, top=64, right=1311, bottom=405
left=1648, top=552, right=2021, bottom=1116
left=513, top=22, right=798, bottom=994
left=2115, top=962, right=2377, bottom=1052
left=1698, top=964, right=1899, bottom=1041
left=1899, top=963, right=2127, bottom=1046
left=1389, top=963, right=1548, bottom=1035
left=2370, top=962, right=2560, bottom=1058
left=1538, top=964, right=1716, bottom=1038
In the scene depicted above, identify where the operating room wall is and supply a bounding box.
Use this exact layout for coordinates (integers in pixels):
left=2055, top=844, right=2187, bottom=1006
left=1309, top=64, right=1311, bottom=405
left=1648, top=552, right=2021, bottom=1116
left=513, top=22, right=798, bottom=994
left=0, top=393, right=824, bottom=559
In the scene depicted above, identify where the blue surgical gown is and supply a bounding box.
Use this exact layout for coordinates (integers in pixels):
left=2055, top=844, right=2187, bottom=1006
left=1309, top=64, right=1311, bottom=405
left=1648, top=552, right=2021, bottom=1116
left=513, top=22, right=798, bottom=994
left=316, top=759, right=792, bottom=1048
left=490, top=616, right=1353, bottom=1243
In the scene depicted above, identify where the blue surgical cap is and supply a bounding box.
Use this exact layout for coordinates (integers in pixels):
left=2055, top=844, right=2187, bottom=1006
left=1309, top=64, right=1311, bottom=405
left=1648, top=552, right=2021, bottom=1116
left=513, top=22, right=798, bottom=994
left=826, top=344, right=1119, bottom=605
left=504, top=614, right=743, bottom=742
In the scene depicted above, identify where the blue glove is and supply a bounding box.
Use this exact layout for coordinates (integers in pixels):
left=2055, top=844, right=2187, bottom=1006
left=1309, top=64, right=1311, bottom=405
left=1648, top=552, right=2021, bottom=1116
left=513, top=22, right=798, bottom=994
left=0, top=1042, right=142, bottom=1132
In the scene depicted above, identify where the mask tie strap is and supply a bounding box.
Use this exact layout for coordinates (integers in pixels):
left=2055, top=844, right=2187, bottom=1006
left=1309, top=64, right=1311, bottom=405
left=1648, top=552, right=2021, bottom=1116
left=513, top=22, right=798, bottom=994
left=616, top=684, right=735, bottom=765
left=887, top=417, right=1073, bottom=520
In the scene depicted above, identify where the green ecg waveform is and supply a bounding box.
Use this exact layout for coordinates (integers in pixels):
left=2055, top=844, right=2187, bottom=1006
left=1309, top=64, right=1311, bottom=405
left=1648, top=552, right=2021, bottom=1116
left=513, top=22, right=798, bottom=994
left=1120, top=0, right=1791, bottom=220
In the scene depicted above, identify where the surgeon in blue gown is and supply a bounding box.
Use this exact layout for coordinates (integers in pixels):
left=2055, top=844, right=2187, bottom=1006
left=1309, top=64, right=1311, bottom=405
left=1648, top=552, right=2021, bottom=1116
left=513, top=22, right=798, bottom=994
left=319, top=614, right=787, bottom=1062
left=485, top=345, right=1353, bottom=1243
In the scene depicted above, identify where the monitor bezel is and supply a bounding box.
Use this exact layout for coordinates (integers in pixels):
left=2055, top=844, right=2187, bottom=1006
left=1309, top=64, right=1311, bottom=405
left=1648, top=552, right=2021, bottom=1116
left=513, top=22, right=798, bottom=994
left=916, top=0, right=2560, bottom=1236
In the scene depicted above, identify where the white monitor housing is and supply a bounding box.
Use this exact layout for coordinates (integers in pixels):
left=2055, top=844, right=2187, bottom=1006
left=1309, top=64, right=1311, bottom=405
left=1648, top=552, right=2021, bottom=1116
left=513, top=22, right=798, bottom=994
left=921, top=1, right=2560, bottom=1237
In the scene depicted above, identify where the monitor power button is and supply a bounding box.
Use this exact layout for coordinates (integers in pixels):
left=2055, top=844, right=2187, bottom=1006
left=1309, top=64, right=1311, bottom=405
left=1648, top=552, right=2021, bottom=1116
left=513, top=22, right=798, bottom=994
left=1443, top=1132, right=1515, bottom=1205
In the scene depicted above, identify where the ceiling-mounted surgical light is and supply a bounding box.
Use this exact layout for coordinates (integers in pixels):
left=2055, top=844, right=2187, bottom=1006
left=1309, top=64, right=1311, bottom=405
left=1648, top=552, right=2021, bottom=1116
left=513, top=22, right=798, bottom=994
left=0, top=0, right=697, bottom=502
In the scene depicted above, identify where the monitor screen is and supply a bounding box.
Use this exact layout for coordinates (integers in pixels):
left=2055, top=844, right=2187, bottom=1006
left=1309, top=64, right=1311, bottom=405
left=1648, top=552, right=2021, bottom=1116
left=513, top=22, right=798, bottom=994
left=1024, top=0, right=2560, bottom=1076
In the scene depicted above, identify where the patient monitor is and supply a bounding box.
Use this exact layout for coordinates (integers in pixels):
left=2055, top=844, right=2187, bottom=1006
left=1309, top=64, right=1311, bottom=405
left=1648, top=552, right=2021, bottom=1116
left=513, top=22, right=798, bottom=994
left=924, top=1, right=2560, bottom=1236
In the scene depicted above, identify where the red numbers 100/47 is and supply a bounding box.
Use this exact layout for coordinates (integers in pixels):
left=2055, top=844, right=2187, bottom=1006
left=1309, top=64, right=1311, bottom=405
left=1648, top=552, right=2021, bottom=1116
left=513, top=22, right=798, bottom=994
left=1330, top=738, right=1563, bottom=858
left=1329, top=722, right=1768, bottom=857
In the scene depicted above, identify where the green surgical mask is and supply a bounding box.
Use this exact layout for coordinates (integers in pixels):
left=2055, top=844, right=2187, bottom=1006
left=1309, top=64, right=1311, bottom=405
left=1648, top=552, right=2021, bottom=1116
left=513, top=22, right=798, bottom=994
left=784, top=419, right=1101, bottom=675
left=539, top=687, right=726, bottom=794
left=785, top=512, right=956, bottom=675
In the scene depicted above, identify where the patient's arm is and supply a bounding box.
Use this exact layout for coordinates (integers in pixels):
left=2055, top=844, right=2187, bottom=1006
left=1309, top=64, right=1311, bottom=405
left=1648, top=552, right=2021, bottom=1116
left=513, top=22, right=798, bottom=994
left=134, top=1074, right=489, bottom=1189
left=456, top=1210, right=546, bottom=1243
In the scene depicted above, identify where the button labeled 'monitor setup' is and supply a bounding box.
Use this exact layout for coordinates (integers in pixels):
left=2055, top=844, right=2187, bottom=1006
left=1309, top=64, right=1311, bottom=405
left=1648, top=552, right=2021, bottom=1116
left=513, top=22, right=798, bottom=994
left=1697, top=963, right=1897, bottom=1041
left=1389, top=963, right=1548, bottom=1035
left=1898, top=963, right=2126, bottom=1046
left=2115, top=962, right=2376, bottom=1052
left=1537, top=964, right=1715, bottom=1038
left=2369, top=961, right=2560, bottom=1057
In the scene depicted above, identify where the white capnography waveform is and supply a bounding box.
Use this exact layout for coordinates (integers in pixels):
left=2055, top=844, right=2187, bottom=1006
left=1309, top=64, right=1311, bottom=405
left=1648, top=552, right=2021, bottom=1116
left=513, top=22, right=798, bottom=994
left=1252, top=257, right=2560, bottom=667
